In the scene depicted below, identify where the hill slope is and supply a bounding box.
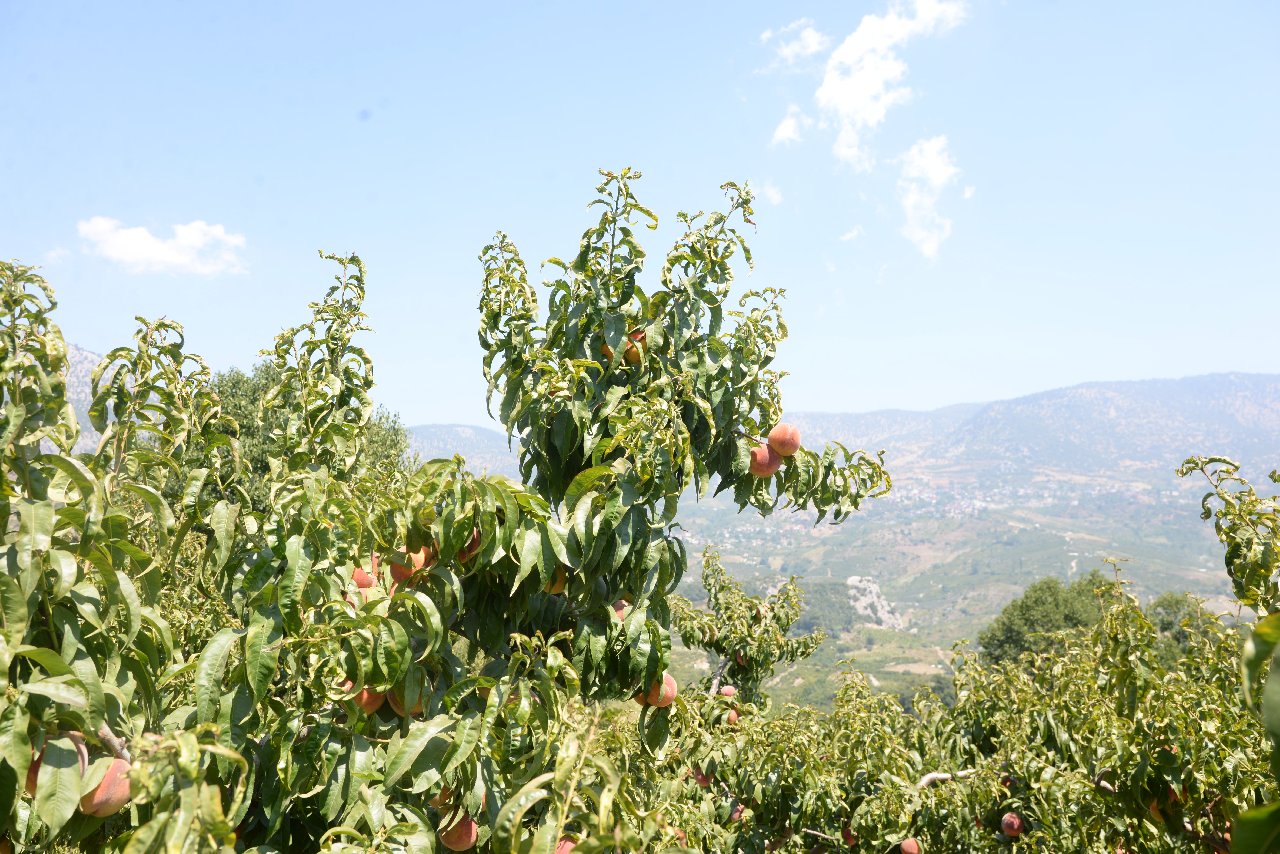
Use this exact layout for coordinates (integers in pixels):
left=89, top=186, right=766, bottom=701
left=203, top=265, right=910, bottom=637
left=405, top=373, right=1280, bottom=704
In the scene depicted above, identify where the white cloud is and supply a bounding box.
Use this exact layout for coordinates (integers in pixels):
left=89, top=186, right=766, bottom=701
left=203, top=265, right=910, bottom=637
left=754, top=180, right=783, bottom=205
left=840, top=225, right=864, bottom=242
left=43, top=247, right=70, bottom=265
left=771, top=104, right=813, bottom=145
left=762, top=18, right=812, bottom=44
left=897, top=135, right=960, bottom=258
left=78, top=217, right=247, bottom=275
left=963, top=185, right=976, bottom=199
left=771, top=21, right=832, bottom=65
left=813, top=0, right=966, bottom=170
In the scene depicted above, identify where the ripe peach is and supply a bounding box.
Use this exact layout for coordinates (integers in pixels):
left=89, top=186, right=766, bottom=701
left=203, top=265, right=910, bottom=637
left=749, top=443, right=781, bottom=477
left=80, top=757, right=132, bottom=817
left=692, top=768, right=711, bottom=788
left=900, top=839, right=921, bottom=854
left=601, top=329, right=646, bottom=366
left=842, top=824, right=857, bottom=846
left=730, top=803, right=745, bottom=822
left=726, top=709, right=739, bottom=725
left=438, top=813, right=478, bottom=851
left=457, top=527, right=482, bottom=564
left=388, top=684, right=425, bottom=717
left=555, top=837, right=577, bottom=854
left=767, top=423, right=801, bottom=457
left=544, top=565, right=568, bottom=594
left=633, top=672, right=678, bottom=708
left=429, top=786, right=452, bottom=808
left=339, top=680, right=385, bottom=714
left=718, top=685, right=737, bottom=698
left=353, top=553, right=378, bottom=588
left=1001, top=812, right=1024, bottom=838
left=612, top=599, right=630, bottom=621
left=390, top=544, right=436, bottom=584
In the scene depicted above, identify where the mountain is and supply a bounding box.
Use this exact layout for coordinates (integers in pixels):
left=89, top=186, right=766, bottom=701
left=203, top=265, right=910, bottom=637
left=65, top=343, right=102, bottom=454
left=407, top=425, right=521, bottom=479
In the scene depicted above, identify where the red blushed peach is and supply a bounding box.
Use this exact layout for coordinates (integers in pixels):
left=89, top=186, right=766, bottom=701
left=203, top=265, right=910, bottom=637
left=390, top=544, right=437, bottom=584
left=339, top=680, right=386, bottom=714
left=718, top=685, right=737, bottom=698
left=633, top=672, right=678, bottom=708
left=388, top=684, right=425, bottom=717
left=438, top=813, right=478, bottom=851
left=749, top=443, right=781, bottom=477
left=457, top=527, right=482, bottom=564
left=543, top=565, right=568, bottom=594
left=766, top=423, right=801, bottom=457
left=80, top=757, right=132, bottom=817
left=601, top=329, right=646, bottom=366
left=1001, top=812, right=1025, bottom=838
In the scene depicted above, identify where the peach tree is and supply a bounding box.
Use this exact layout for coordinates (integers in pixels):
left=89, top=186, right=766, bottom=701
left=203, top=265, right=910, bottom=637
left=1, top=168, right=891, bottom=852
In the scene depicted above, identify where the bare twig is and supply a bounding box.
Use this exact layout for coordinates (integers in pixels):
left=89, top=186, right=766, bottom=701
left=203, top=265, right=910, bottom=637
left=708, top=657, right=730, bottom=697
left=916, top=769, right=975, bottom=788
left=801, top=828, right=841, bottom=843
left=97, top=722, right=131, bottom=762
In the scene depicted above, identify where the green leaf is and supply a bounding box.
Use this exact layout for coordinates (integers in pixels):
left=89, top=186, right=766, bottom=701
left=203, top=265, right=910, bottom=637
left=1244, top=613, right=1280, bottom=713
left=564, top=465, right=613, bottom=511
left=491, top=772, right=554, bottom=851
left=196, top=628, right=240, bottom=723
left=244, top=605, right=284, bottom=702
left=33, top=734, right=83, bottom=835
left=119, top=482, right=177, bottom=545
left=20, top=675, right=89, bottom=708
left=16, top=498, right=54, bottom=554
left=384, top=715, right=453, bottom=789
left=0, top=574, right=30, bottom=649
left=441, top=713, right=481, bottom=777
left=1234, top=799, right=1280, bottom=854
left=279, top=535, right=312, bottom=631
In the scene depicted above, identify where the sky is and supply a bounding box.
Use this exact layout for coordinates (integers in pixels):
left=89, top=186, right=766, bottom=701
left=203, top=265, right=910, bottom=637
left=3, top=2, right=1277, bottom=428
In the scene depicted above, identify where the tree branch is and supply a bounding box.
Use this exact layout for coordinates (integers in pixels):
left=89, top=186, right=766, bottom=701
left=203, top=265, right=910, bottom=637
left=708, top=656, right=730, bottom=697
left=97, top=722, right=131, bottom=762
left=801, top=828, right=841, bottom=843
left=916, top=769, right=975, bottom=788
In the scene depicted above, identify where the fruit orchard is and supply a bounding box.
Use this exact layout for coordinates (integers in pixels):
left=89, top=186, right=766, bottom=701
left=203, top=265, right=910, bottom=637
left=2, top=170, right=1279, bottom=852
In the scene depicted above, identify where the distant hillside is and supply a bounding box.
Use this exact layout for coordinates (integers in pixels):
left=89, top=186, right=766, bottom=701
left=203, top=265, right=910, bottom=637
left=947, top=373, right=1280, bottom=481
left=407, top=424, right=521, bottom=479
left=66, top=343, right=101, bottom=453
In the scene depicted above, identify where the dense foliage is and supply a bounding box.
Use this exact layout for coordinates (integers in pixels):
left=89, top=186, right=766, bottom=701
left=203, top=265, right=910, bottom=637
left=2, top=170, right=1278, bottom=853
left=976, top=569, right=1117, bottom=665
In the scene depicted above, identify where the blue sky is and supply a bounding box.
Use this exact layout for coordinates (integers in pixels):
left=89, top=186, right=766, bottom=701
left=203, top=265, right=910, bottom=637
left=3, top=2, right=1277, bottom=428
